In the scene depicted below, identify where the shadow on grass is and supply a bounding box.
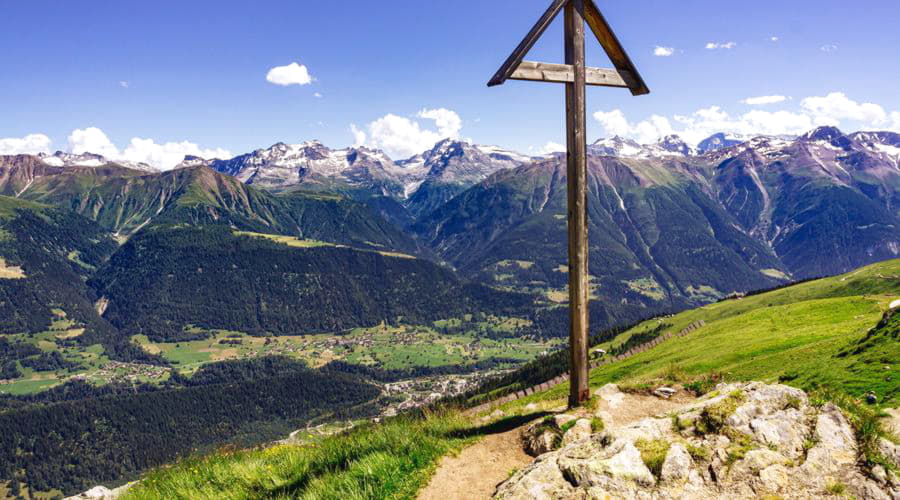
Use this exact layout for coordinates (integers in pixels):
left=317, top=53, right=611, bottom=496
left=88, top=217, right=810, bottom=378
left=445, top=411, right=553, bottom=439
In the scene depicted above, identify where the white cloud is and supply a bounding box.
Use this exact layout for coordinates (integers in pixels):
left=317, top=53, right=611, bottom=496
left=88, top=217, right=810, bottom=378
left=119, top=81, right=129, bottom=88
left=313, top=92, right=323, bottom=98
left=68, top=127, right=229, bottom=170
left=0, top=133, right=52, bottom=155
left=350, top=124, right=367, bottom=148
left=800, top=92, right=886, bottom=126
left=598, top=106, right=811, bottom=145
left=266, top=62, right=313, bottom=86
left=769, top=36, right=779, bottom=42
left=705, top=42, right=736, bottom=50
left=820, top=44, right=838, bottom=53
left=538, top=142, right=566, bottom=155
left=69, top=127, right=120, bottom=158
left=416, top=108, right=462, bottom=138
left=653, top=46, right=675, bottom=57
left=593, top=109, right=673, bottom=144
left=742, top=95, right=789, bottom=105
left=121, top=138, right=231, bottom=170
left=593, top=91, right=900, bottom=146
left=354, top=108, right=463, bottom=157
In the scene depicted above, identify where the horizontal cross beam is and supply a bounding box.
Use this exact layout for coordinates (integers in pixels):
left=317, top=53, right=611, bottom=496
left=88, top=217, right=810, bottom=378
left=509, top=60, right=634, bottom=88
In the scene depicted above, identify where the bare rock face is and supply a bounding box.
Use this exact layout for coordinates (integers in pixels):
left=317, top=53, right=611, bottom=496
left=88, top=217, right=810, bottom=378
left=496, top=382, right=899, bottom=500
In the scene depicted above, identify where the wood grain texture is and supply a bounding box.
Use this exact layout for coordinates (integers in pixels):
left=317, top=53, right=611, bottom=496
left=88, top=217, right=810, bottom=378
left=487, top=0, right=568, bottom=87
left=564, top=0, right=591, bottom=407
left=509, top=61, right=629, bottom=88
left=584, top=0, right=650, bottom=95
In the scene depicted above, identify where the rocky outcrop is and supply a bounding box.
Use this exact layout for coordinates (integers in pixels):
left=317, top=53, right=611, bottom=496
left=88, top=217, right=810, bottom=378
left=64, top=483, right=134, bottom=500
left=496, top=382, right=899, bottom=499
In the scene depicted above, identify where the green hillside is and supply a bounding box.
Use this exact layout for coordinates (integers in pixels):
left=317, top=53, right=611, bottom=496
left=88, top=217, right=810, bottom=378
left=493, top=258, right=899, bottom=408
left=120, top=259, right=900, bottom=500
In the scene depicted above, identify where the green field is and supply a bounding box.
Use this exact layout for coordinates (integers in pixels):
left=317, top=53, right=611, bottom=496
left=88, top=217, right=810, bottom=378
left=3, top=313, right=558, bottom=395
left=131, top=319, right=559, bottom=374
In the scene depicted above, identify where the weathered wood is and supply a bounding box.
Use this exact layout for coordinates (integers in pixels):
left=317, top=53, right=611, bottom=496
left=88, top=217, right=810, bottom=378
left=487, top=0, right=568, bottom=87
left=509, top=61, right=629, bottom=88
left=565, top=0, right=591, bottom=409
left=583, top=0, right=649, bottom=96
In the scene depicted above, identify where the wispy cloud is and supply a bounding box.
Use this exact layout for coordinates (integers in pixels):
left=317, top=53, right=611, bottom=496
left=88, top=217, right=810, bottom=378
left=742, top=95, right=789, bottom=105
left=705, top=42, right=737, bottom=50
left=313, top=92, right=323, bottom=98
left=769, top=36, right=779, bottom=42
left=820, top=44, right=838, bottom=53
left=118, top=81, right=129, bottom=88
left=653, top=46, right=675, bottom=57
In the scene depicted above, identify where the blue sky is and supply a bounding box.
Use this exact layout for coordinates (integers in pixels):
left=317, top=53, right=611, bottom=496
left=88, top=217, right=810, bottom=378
left=2, top=0, right=899, bottom=168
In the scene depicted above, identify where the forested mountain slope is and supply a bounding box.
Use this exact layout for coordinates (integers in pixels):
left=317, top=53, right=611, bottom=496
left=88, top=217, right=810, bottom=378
left=414, top=156, right=787, bottom=310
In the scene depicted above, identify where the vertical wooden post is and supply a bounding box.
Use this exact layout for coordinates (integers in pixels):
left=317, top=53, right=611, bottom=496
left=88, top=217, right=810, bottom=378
left=564, top=0, right=590, bottom=407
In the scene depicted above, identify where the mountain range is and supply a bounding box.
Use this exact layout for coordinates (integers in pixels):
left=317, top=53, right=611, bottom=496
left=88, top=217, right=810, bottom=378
left=0, top=126, right=898, bottom=353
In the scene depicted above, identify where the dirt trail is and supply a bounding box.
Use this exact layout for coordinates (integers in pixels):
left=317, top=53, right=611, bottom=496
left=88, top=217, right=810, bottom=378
left=419, top=387, right=696, bottom=499
left=418, top=419, right=535, bottom=500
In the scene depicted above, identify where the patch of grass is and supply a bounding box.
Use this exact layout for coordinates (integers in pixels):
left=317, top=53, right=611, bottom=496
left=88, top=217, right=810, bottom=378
left=683, top=372, right=726, bottom=396
left=618, top=380, right=654, bottom=395
left=686, top=443, right=711, bottom=462
left=697, top=390, right=746, bottom=435
left=784, top=395, right=803, bottom=411
left=663, top=363, right=689, bottom=383
left=825, top=481, right=846, bottom=495
left=123, top=410, right=474, bottom=500
left=559, top=420, right=577, bottom=434
left=723, top=428, right=757, bottom=466
left=635, top=439, right=670, bottom=477
left=590, top=417, right=605, bottom=433
left=672, top=414, right=688, bottom=433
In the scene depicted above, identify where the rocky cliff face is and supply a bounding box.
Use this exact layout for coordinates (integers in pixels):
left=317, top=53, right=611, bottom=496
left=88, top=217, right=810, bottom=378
left=498, top=382, right=900, bottom=500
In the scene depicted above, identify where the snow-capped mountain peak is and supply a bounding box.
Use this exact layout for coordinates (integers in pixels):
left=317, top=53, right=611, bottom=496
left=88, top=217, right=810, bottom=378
left=38, top=151, right=156, bottom=171
left=589, top=135, right=694, bottom=158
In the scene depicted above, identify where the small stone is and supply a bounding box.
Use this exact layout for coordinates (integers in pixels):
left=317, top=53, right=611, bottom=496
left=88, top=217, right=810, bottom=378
left=660, top=443, right=693, bottom=482
left=878, top=438, right=900, bottom=468
left=654, top=387, right=678, bottom=399
left=735, top=448, right=787, bottom=473
left=758, top=464, right=789, bottom=493
left=594, top=410, right=614, bottom=429
left=867, top=392, right=879, bottom=405
left=562, top=418, right=593, bottom=446
left=874, top=465, right=889, bottom=484
left=524, top=403, right=538, bottom=411
left=490, top=409, right=506, bottom=419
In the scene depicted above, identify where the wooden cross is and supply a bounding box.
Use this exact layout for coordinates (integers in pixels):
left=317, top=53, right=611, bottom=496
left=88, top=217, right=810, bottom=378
left=488, top=0, right=648, bottom=407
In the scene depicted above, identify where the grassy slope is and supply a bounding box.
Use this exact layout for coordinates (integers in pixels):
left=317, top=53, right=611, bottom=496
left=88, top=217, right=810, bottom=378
left=123, top=412, right=474, bottom=500
left=121, top=260, right=900, bottom=499
left=500, top=259, right=898, bottom=410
